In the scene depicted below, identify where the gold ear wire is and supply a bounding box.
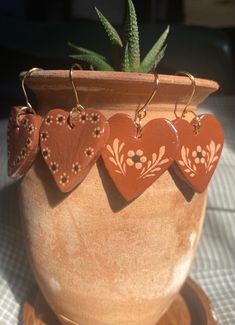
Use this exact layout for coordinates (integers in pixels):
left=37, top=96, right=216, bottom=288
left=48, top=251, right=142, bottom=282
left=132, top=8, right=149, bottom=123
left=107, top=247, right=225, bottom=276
left=69, top=63, right=84, bottom=127
left=134, top=73, right=160, bottom=137
left=69, top=63, right=84, bottom=112
left=174, top=71, right=196, bottom=119
left=21, top=67, right=42, bottom=114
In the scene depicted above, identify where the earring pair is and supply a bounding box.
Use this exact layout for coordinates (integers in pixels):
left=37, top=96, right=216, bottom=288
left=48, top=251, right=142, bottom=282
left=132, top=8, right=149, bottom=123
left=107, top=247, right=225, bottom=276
left=8, top=65, right=110, bottom=193
left=101, top=72, right=224, bottom=201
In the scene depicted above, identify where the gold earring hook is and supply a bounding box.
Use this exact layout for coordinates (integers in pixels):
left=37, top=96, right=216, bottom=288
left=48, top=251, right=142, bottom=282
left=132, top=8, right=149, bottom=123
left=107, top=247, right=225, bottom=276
left=69, top=63, right=84, bottom=127
left=69, top=63, right=84, bottom=112
left=22, top=67, right=42, bottom=114
left=135, top=73, right=160, bottom=137
left=174, top=71, right=196, bottom=119
left=174, top=71, right=201, bottom=134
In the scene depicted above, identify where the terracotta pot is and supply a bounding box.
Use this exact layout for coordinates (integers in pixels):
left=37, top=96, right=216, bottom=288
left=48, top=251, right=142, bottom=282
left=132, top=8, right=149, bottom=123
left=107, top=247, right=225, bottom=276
left=19, top=71, right=218, bottom=325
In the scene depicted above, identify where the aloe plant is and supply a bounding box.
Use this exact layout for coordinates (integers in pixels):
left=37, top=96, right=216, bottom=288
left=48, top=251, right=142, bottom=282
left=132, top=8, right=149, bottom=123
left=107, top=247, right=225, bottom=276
left=69, top=0, right=169, bottom=73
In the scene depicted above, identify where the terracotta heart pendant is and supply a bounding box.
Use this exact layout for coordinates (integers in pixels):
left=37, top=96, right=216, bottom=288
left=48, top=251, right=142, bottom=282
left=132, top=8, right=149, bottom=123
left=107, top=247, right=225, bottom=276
left=102, top=113, right=178, bottom=201
left=7, top=107, right=42, bottom=179
left=173, top=114, right=224, bottom=192
left=40, top=108, right=110, bottom=192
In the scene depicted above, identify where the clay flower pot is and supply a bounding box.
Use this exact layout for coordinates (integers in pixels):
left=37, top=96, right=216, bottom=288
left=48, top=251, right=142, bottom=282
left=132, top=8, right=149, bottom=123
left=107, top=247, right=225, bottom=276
left=19, top=71, right=218, bottom=325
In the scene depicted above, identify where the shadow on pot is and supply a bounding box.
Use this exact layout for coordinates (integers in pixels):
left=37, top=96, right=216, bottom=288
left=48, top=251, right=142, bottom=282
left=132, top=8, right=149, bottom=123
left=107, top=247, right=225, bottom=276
left=169, top=165, right=195, bottom=202
left=34, top=156, right=71, bottom=208
left=96, top=158, right=131, bottom=213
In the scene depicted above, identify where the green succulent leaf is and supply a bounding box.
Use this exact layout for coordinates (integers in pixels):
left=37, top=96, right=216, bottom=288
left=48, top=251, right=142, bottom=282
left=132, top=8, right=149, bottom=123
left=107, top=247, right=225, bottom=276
left=95, top=7, right=123, bottom=48
left=121, top=42, right=130, bottom=71
left=138, top=25, right=169, bottom=73
left=68, top=42, right=107, bottom=60
left=151, top=44, right=167, bottom=72
left=124, top=0, right=140, bottom=71
left=70, top=54, right=114, bottom=71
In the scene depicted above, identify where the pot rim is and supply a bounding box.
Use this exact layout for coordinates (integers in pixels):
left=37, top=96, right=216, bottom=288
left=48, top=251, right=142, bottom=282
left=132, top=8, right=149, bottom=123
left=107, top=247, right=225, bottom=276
left=20, top=70, right=219, bottom=92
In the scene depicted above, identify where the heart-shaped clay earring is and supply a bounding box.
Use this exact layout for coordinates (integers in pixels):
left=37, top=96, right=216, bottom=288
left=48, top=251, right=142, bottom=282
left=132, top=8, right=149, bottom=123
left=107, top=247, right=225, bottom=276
left=40, top=64, right=110, bottom=192
left=102, top=74, right=178, bottom=201
left=172, top=72, right=224, bottom=193
left=8, top=68, right=43, bottom=179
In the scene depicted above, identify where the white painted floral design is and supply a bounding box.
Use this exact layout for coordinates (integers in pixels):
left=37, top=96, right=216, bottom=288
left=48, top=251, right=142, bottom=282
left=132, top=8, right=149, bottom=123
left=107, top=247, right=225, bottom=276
left=56, top=114, right=66, bottom=125
left=106, top=138, right=169, bottom=178
left=139, top=146, right=169, bottom=179
left=26, top=137, right=32, bottom=147
left=192, top=145, right=206, bottom=164
left=84, top=147, right=94, bottom=157
left=40, top=130, right=49, bottom=141
left=92, top=127, right=103, bottom=138
left=72, top=162, right=81, bottom=174
left=42, top=147, right=51, bottom=160
left=79, top=112, right=89, bottom=124
left=27, top=124, right=35, bottom=134
left=205, top=141, right=221, bottom=172
left=178, top=140, right=221, bottom=177
left=126, top=150, right=147, bottom=169
left=45, top=115, right=53, bottom=125
left=50, top=162, right=59, bottom=174
left=59, top=173, right=69, bottom=185
left=106, top=138, right=126, bottom=175
left=90, top=113, right=100, bottom=124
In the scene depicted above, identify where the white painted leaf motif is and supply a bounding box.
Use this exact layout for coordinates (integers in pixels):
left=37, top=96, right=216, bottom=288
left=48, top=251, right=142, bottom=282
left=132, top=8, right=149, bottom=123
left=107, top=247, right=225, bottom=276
left=106, top=144, right=114, bottom=156
left=119, top=142, right=125, bottom=153
left=152, top=153, right=157, bottom=164
left=205, top=140, right=221, bottom=173
left=107, top=138, right=126, bottom=175
left=150, top=167, right=161, bottom=172
left=179, top=145, right=196, bottom=176
left=158, top=158, right=169, bottom=166
left=109, top=157, right=117, bottom=166
left=139, top=145, right=169, bottom=179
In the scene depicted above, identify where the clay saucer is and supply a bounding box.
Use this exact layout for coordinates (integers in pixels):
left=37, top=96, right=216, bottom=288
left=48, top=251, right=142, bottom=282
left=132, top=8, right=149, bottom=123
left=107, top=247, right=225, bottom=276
left=23, top=277, right=217, bottom=325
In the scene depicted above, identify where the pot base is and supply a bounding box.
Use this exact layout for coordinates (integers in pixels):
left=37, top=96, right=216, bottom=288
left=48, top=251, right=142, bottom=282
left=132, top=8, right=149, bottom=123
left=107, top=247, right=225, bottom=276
left=22, top=278, right=217, bottom=325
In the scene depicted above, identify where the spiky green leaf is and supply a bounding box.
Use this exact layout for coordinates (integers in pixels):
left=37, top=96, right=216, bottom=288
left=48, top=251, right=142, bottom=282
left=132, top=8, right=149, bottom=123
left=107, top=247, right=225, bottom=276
left=121, top=42, right=130, bottom=71
left=70, top=54, right=114, bottom=71
left=124, top=0, right=140, bottom=71
left=139, top=26, right=169, bottom=73
left=68, top=42, right=107, bottom=60
left=151, top=44, right=167, bottom=72
left=95, top=7, right=123, bottom=48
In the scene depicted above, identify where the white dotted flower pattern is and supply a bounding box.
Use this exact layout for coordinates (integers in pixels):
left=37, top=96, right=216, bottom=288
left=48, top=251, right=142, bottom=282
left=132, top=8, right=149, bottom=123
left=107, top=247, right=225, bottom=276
left=84, top=147, right=94, bottom=157
left=90, top=113, right=100, bottom=124
left=92, top=127, right=103, bottom=138
left=56, top=114, right=66, bottom=125
left=27, top=124, right=35, bottom=134
left=42, top=147, right=51, bottom=160
left=45, top=115, right=53, bottom=125
left=59, top=173, right=69, bottom=186
left=79, top=112, right=89, bottom=124
left=39, top=108, right=109, bottom=192
left=72, top=162, right=81, bottom=174
left=50, top=162, right=59, bottom=174
left=40, top=130, right=49, bottom=142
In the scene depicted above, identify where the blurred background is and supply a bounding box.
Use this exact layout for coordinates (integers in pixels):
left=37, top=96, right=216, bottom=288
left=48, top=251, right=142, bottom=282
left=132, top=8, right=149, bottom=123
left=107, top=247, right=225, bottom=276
left=0, top=0, right=235, bottom=118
